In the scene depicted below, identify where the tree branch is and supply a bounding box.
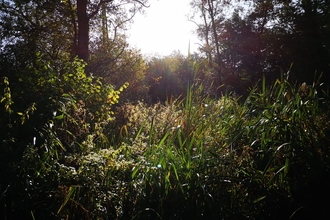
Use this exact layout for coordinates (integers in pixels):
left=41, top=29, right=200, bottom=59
left=88, top=0, right=149, bottom=19
left=88, top=0, right=114, bottom=19
left=132, top=0, right=149, bottom=8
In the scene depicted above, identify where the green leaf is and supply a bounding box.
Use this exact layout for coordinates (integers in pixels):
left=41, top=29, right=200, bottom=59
left=132, top=165, right=140, bottom=179
left=57, top=186, right=76, bottom=214
left=254, top=196, right=266, bottom=203
left=55, top=114, right=64, bottom=120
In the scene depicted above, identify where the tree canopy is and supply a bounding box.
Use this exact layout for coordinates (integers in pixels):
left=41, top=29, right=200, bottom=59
left=190, top=0, right=330, bottom=93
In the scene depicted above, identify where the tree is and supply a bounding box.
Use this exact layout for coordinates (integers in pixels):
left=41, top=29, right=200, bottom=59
left=243, top=0, right=330, bottom=84
left=190, top=0, right=228, bottom=87
left=89, top=37, right=149, bottom=102
left=189, top=0, right=254, bottom=94
left=74, top=0, right=148, bottom=62
left=0, top=0, right=73, bottom=64
left=145, top=52, right=199, bottom=103
left=278, top=0, right=330, bottom=84
left=189, top=0, right=330, bottom=93
left=0, top=0, right=148, bottom=63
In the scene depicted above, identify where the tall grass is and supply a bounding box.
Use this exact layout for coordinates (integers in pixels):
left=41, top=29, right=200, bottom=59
left=29, top=72, right=329, bottom=219
left=126, top=73, right=330, bottom=219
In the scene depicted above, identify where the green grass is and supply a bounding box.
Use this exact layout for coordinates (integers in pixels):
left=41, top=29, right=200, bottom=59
left=111, top=74, right=330, bottom=219
left=12, top=73, right=330, bottom=219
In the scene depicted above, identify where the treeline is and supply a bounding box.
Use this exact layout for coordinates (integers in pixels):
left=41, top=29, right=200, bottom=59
left=1, top=1, right=329, bottom=103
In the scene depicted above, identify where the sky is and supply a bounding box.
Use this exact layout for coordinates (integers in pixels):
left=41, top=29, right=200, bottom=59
left=126, top=0, right=200, bottom=56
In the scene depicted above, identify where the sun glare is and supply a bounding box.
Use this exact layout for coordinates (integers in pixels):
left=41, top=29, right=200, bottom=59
left=127, top=0, right=199, bottom=56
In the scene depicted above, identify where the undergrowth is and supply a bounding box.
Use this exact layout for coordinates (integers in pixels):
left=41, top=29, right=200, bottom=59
left=113, top=74, right=330, bottom=219
left=2, top=69, right=330, bottom=219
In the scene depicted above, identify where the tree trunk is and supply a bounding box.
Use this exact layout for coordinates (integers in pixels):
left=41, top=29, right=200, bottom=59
left=76, top=0, right=89, bottom=62
left=102, top=3, right=109, bottom=44
left=207, top=0, right=222, bottom=92
left=201, top=3, right=212, bottom=63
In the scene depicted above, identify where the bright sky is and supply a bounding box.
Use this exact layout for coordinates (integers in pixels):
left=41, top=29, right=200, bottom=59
left=127, top=0, right=200, bottom=56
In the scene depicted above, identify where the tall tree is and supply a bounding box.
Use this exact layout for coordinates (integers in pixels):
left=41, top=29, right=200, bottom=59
left=246, top=0, right=330, bottom=84
left=74, top=0, right=148, bottom=62
left=190, top=0, right=241, bottom=94
left=0, top=0, right=148, bottom=63
left=190, top=0, right=330, bottom=92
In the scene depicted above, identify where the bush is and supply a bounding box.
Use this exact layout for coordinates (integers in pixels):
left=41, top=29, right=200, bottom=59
left=0, top=55, right=128, bottom=219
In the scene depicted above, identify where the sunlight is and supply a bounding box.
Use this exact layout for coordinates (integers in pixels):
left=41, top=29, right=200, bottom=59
left=127, top=0, right=199, bottom=56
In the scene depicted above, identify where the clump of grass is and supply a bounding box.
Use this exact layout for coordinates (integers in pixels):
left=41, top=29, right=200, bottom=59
left=126, top=73, right=330, bottom=219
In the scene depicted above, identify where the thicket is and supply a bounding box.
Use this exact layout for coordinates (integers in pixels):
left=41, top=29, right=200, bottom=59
left=1, top=56, right=330, bottom=219
left=1, top=0, right=330, bottom=219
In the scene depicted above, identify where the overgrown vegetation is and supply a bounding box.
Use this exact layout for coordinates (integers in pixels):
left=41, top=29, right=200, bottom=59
left=1, top=0, right=330, bottom=219
left=2, top=59, right=329, bottom=219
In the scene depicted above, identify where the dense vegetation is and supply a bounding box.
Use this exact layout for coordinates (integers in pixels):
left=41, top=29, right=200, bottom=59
left=1, top=0, right=330, bottom=219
